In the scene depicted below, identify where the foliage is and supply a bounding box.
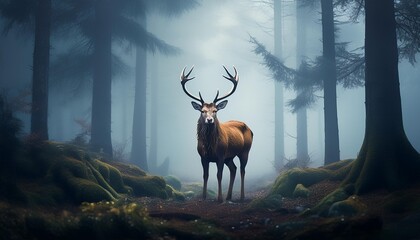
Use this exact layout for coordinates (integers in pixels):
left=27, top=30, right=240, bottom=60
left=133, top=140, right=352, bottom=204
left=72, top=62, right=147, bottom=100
left=335, top=0, right=420, bottom=64
left=250, top=35, right=364, bottom=112
left=335, top=43, right=365, bottom=88
left=0, top=0, right=35, bottom=34
left=249, top=35, right=296, bottom=89
left=50, top=0, right=196, bottom=88
left=395, top=0, right=420, bottom=64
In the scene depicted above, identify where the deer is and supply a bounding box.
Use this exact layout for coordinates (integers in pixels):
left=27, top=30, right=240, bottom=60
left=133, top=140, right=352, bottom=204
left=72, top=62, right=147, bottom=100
left=180, top=66, right=253, bottom=202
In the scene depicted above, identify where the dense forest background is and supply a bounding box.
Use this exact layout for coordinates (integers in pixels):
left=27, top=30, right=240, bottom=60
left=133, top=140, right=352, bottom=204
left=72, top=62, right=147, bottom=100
left=1, top=0, right=419, bottom=183
left=1, top=0, right=420, bottom=239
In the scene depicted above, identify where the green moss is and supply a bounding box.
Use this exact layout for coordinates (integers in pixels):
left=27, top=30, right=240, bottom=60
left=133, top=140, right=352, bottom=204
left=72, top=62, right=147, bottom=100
left=109, top=161, right=147, bottom=176
left=165, top=185, right=186, bottom=201
left=293, top=184, right=310, bottom=198
left=271, top=168, right=332, bottom=197
left=95, top=160, right=127, bottom=194
left=49, top=156, right=119, bottom=203
left=328, top=195, right=367, bottom=217
left=164, top=175, right=182, bottom=191
left=247, top=194, right=283, bottom=211
left=78, top=202, right=151, bottom=239
left=3, top=141, right=189, bottom=205
left=182, top=182, right=216, bottom=199
left=123, top=174, right=168, bottom=199
left=62, top=169, right=115, bottom=203
left=322, top=159, right=354, bottom=171
left=310, top=187, right=350, bottom=216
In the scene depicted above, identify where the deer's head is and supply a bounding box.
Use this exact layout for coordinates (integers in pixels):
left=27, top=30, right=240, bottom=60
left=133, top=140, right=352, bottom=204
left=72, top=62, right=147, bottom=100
left=180, top=66, right=239, bottom=125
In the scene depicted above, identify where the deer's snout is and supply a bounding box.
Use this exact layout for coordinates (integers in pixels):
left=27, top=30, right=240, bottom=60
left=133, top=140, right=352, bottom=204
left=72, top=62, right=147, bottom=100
left=205, top=117, right=214, bottom=124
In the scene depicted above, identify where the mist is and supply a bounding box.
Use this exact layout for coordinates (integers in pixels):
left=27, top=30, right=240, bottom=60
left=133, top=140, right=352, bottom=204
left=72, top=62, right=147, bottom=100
left=1, top=0, right=420, bottom=188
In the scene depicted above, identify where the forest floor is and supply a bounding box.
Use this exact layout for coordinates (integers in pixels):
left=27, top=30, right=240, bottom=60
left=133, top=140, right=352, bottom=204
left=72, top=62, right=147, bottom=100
left=137, top=180, right=340, bottom=239
left=2, top=178, right=420, bottom=239
left=133, top=180, right=420, bottom=239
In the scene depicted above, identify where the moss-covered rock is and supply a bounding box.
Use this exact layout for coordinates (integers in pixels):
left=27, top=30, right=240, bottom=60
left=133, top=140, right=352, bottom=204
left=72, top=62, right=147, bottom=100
left=247, top=194, right=283, bottom=211
left=165, top=185, right=186, bottom=201
left=182, top=182, right=216, bottom=199
left=293, top=184, right=310, bottom=198
left=248, top=160, right=354, bottom=213
left=328, top=195, right=367, bottom=217
left=123, top=175, right=168, bottom=199
left=1, top=141, right=180, bottom=205
left=309, top=185, right=354, bottom=216
left=271, top=160, right=354, bottom=198
left=164, top=175, right=182, bottom=191
left=271, top=168, right=332, bottom=197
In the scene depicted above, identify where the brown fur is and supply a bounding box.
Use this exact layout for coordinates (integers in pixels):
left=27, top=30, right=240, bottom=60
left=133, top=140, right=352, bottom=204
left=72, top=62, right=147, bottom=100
left=196, top=110, right=253, bottom=201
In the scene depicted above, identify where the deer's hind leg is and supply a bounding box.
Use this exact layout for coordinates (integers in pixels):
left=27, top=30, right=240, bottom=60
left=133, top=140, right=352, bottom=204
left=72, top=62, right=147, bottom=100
left=239, top=152, right=249, bottom=201
left=225, top=158, right=236, bottom=201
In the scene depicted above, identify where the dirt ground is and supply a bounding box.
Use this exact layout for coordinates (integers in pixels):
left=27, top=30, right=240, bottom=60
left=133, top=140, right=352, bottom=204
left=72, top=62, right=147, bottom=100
left=135, top=180, right=420, bottom=239
left=136, top=180, right=341, bottom=239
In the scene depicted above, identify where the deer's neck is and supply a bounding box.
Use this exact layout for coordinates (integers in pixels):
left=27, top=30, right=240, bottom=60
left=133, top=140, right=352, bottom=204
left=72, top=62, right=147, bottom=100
left=197, top=119, right=221, bottom=156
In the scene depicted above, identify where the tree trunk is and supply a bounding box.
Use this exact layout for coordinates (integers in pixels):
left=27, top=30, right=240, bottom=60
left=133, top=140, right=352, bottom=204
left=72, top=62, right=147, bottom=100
left=343, top=0, right=420, bottom=194
left=321, top=0, right=340, bottom=165
left=296, top=1, right=309, bottom=162
left=90, top=0, right=113, bottom=156
left=148, top=55, right=158, bottom=173
left=274, top=0, right=285, bottom=169
left=130, top=14, right=148, bottom=170
left=31, top=0, right=51, bottom=141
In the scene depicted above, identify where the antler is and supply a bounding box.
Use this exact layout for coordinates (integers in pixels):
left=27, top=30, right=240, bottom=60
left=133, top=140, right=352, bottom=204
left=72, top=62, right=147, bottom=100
left=213, top=66, right=239, bottom=103
left=180, top=66, right=204, bottom=104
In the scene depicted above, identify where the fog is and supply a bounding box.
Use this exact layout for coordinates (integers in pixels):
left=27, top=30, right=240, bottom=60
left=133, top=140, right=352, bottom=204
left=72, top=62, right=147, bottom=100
left=1, top=0, right=419, bottom=188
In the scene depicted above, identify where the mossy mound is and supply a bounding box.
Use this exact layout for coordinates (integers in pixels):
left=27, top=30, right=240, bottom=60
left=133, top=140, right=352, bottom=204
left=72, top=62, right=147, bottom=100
left=164, top=175, right=182, bottom=191
left=4, top=141, right=178, bottom=205
left=293, top=184, right=310, bottom=198
left=182, top=182, right=216, bottom=199
left=247, top=194, right=283, bottom=211
left=271, top=160, right=353, bottom=198
left=122, top=175, right=167, bottom=198
left=308, top=184, right=355, bottom=217
left=247, top=160, right=354, bottom=212
left=328, top=195, right=367, bottom=217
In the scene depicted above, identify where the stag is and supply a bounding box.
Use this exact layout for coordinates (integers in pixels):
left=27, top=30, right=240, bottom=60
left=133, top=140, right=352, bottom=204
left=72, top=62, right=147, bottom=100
left=180, top=66, right=253, bottom=202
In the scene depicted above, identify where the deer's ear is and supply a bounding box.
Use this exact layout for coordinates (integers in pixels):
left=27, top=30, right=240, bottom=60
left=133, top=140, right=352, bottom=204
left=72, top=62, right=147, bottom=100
left=216, top=100, right=228, bottom=110
left=191, top=101, right=202, bottom=111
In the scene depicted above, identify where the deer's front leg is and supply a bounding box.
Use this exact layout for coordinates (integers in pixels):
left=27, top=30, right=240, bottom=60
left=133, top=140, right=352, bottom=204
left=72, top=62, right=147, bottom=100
left=201, top=158, right=209, bottom=200
left=216, top=160, right=224, bottom=202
